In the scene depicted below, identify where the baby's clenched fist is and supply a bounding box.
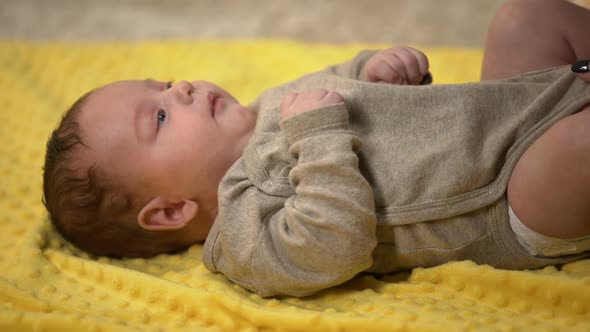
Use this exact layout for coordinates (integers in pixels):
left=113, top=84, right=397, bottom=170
left=280, top=89, right=344, bottom=120
left=364, top=46, right=431, bottom=85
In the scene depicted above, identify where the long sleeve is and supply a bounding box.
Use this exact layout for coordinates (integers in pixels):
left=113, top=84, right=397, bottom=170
left=203, top=104, right=377, bottom=297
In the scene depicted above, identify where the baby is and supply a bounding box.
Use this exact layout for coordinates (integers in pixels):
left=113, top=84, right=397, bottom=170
left=43, top=0, right=590, bottom=297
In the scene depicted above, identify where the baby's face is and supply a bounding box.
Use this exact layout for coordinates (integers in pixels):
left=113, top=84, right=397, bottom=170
left=78, top=79, right=256, bottom=226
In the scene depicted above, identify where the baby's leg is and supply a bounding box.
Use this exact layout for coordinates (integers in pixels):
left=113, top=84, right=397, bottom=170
left=508, top=104, right=590, bottom=239
left=487, top=0, right=590, bottom=241
left=481, top=0, right=590, bottom=80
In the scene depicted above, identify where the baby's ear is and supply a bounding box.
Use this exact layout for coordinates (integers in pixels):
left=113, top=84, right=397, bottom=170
left=137, top=197, right=199, bottom=231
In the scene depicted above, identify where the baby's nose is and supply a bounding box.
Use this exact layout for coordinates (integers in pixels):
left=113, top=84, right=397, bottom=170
left=172, top=80, right=194, bottom=104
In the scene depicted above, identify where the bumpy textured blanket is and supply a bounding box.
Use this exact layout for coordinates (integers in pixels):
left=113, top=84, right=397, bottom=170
left=0, top=40, right=589, bottom=332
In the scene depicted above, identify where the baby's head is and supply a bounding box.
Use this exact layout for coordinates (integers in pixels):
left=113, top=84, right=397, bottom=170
left=43, top=80, right=256, bottom=258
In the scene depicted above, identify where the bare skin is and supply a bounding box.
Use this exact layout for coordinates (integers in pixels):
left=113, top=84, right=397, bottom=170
left=481, top=0, right=590, bottom=80
left=481, top=0, right=590, bottom=238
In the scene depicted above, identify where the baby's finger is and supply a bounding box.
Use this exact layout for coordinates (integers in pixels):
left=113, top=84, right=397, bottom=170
left=304, top=88, right=329, bottom=101
left=404, top=47, right=430, bottom=77
left=390, top=47, right=421, bottom=85
left=281, top=92, right=298, bottom=110
left=373, top=56, right=407, bottom=84
left=371, top=60, right=395, bottom=83
left=322, top=90, right=344, bottom=104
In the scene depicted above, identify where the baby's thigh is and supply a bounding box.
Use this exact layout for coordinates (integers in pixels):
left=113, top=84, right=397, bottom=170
left=507, top=104, right=590, bottom=239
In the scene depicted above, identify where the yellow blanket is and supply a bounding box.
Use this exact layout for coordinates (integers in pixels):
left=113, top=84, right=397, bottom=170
left=1, top=40, right=589, bottom=332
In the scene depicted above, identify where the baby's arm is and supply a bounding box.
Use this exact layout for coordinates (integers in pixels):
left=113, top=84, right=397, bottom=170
left=273, top=90, right=378, bottom=296
left=326, top=46, right=431, bottom=85
left=204, top=90, right=377, bottom=297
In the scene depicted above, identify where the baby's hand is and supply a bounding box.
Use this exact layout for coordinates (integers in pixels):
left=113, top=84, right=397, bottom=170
left=364, top=46, right=431, bottom=85
left=280, top=89, right=344, bottom=120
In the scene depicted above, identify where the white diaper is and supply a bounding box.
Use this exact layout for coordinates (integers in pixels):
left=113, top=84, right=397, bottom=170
left=508, top=205, right=590, bottom=257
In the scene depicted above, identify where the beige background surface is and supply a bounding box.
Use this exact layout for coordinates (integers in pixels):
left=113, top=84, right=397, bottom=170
left=1, top=0, right=511, bottom=47
left=2, top=0, right=588, bottom=46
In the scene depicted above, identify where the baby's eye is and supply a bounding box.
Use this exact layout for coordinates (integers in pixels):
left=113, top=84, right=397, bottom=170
left=166, top=81, right=173, bottom=89
left=157, top=109, right=167, bottom=128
